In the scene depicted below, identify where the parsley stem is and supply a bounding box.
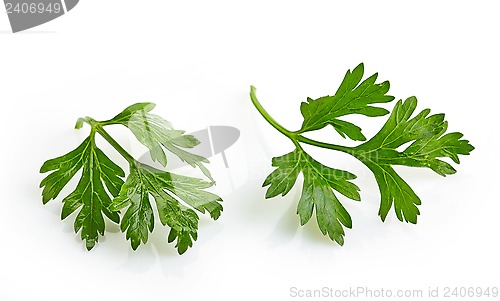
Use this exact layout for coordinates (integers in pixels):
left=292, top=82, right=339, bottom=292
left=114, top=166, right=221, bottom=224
left=250, top=86, right=352, bottom=154
left=296, top=135, right=352, bottom=154
left=250, top=86, right=293, bottom=137
left=78, top=116, right=136, bottom=164
left=95, top=126, right=136, bottom=165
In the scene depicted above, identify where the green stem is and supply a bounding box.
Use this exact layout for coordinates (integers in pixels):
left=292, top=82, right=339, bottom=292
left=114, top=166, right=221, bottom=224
left=296, top=135, right=352, bottom=153
left=78, top=117, right=137, bottom=165
left=250, top=86, right=294, bottom=137
left=96, top=126, right=137, bottom=164
left=250, top=86, right=352, bottom=155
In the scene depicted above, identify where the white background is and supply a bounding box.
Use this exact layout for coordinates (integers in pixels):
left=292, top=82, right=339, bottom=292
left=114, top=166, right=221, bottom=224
left=0, top=1, right=498, bottom=300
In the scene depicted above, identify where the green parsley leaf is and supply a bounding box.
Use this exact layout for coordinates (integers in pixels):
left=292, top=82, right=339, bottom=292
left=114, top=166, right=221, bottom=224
left=351, top=97, right=474, bottom=223
left=110, top=162, right=222, bottom=253
left=105, top=103, right=214, bottom=181
left=250, top=64, right=473, bottom=245
left=40, top=135, right=125, bottom=250
left=263, top=148, right=359, bottom=244
left=299, top=63, right=394, bottom=139
left=40, top=103, right=223, bottom=253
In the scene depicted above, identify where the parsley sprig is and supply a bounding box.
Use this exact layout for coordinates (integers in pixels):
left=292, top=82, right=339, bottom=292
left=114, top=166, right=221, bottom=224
left=40, top=103, right=222, bottom=253
left=251, top=63, right=473, bottom=245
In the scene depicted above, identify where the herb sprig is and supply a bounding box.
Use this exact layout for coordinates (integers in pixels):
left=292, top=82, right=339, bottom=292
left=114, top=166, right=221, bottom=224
left=251, top=63, right=473, bottom=244
left=40, top=103, right=223, bottom=254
